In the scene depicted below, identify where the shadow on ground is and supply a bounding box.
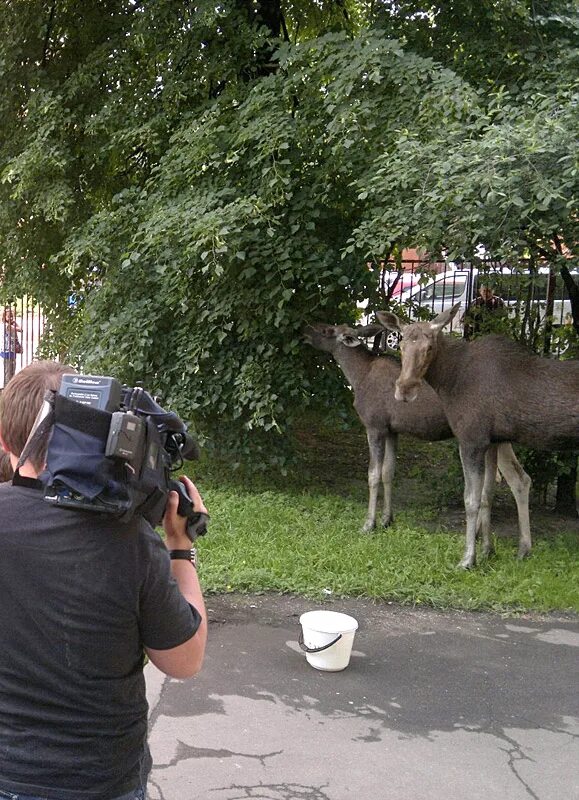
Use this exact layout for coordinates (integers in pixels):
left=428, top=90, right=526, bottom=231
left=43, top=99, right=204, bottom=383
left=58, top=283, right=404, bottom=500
left=292, top=419, right=578, bottom=542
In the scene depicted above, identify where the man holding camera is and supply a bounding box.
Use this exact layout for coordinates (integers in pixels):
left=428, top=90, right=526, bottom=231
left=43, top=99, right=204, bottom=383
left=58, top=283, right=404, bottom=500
left=0, top=361, right=208, bottom=800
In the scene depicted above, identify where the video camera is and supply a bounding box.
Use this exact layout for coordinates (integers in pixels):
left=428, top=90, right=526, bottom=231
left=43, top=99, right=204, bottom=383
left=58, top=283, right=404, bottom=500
left=25, top=374, right=207, bottom=541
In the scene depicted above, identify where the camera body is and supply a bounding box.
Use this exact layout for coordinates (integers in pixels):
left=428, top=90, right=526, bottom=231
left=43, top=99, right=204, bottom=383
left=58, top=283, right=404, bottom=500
left=38, top=375, right=207, bottom=540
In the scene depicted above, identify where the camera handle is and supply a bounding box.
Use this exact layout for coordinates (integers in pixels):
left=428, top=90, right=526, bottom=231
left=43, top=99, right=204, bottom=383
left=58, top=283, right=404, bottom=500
left=168, top=479, right=209, bottom=542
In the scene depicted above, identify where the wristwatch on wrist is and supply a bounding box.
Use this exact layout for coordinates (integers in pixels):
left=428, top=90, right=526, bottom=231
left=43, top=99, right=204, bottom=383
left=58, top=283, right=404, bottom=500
left=169, top=548, right=197, bottom=568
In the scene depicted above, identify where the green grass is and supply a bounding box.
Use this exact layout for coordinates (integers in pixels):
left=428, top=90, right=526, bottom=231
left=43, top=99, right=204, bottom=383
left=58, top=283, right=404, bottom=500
left=196, top=486, right=579, bottom=614
left=188, top=415, right=579, bottom=615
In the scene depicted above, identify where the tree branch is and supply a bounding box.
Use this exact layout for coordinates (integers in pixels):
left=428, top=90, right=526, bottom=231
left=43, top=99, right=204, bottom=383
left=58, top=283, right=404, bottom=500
left=560, top=265, right=579, bottom=336
left=533, top=242, right=555, bottom=262
left=41, top=0, right=57, bottom=68
left=280, top=10, right=290, bottom=43
left=334, top=0, right=350, bottom=24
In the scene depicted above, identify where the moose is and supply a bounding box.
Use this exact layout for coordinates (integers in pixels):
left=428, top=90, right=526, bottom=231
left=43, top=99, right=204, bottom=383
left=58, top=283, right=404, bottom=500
left=304, top=323, right=532, bottom=561
left=376, top=304, right=579, bottom=568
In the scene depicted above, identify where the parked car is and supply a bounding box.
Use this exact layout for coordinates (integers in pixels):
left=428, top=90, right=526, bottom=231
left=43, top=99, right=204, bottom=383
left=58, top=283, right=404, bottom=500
left=384, top=267, right=576, bottom=347
left=369, top=271, right=418, bottom=300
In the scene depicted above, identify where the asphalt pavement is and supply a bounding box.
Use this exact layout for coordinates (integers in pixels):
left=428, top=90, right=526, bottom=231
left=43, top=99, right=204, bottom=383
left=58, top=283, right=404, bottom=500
left=145, top=593, right=579, bottom=800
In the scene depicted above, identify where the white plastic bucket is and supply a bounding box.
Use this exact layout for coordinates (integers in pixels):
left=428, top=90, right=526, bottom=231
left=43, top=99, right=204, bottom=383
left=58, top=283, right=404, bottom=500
left=299, top=610, right=359, bottom=671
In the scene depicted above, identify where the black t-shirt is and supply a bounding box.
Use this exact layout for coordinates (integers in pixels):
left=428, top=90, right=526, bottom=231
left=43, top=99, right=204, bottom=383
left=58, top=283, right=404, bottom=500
left=0, top=477, right=200, bottom=800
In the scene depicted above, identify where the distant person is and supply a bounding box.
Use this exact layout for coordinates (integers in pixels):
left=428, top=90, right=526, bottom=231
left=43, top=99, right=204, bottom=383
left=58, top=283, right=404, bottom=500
left=1, top=307, right=22, bottom=384
left=463, top=285, right=506, bottom=339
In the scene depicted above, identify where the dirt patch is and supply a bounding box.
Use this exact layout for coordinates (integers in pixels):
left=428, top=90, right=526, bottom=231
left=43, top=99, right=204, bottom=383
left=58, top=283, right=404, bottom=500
left=206, top=591, right=578, bottom=629
left=293, top=418, right=578, bottom=542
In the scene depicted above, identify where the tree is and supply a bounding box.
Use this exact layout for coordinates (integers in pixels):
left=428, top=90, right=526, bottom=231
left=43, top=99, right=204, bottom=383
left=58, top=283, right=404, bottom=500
left=0, top=0, right=577, bottom=469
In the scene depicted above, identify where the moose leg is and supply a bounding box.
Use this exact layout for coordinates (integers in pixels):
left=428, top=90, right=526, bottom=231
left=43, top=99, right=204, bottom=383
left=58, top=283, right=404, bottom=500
left=458, top=443, right=487, bottom=569
left=478, top=445, right=498, bottom=559
left=363, top=429, right=386, bottom=532
left=496, top=443, right=532, bottom=559
left=380, top=433, right=398, bottom=528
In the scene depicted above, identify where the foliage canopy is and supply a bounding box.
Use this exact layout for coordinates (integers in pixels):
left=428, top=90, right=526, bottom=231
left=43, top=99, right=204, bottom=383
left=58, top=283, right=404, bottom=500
left=0, top=0, right=577, bottom=462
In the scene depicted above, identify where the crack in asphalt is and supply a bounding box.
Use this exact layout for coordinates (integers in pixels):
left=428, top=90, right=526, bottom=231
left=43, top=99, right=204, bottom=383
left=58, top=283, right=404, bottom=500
left=210, top=781, right=332, bottom=799
left=497, top=729, right=540, bottom=800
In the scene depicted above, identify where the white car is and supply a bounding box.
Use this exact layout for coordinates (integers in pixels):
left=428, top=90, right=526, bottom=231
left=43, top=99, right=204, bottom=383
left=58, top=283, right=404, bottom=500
left=378, top=267, right=576, bottom=348
left=400, top=268, right=573, bottom=324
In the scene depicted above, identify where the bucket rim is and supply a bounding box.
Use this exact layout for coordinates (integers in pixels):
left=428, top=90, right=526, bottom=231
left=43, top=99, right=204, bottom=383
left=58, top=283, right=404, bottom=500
left=299, top=609, right=358, bottom=634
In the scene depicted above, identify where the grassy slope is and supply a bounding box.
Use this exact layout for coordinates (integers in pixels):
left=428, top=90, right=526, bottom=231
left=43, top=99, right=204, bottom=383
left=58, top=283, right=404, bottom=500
left=192, top=417, right=579, bottom=615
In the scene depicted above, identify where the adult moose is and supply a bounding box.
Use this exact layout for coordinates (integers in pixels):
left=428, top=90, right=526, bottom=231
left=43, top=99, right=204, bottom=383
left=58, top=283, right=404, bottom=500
left=376, top=304, right=579, bottom=568
left=304, top=323, right=532, bottom=560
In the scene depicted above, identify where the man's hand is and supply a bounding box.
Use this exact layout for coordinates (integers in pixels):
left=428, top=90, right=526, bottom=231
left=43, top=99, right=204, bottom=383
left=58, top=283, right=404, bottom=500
left=149, top=475, right=209, bottom=678
left=163, top=475, right=208, bottom=551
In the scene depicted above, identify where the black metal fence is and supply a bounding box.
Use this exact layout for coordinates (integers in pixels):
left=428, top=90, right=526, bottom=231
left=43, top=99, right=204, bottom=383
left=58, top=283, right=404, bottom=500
left=365, top=260, right=576, bottom=353
left=1, top=260, right=576, bottom=388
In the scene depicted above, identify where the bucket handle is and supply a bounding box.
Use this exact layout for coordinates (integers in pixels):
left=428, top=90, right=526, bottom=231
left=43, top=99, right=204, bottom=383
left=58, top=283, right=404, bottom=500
left=298, top=629, right=342, bottom=653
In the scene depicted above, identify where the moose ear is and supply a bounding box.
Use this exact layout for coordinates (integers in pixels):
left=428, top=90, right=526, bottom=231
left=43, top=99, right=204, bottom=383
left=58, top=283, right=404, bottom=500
left=337, top=332, right=362, bottom=348
left=376, top=311, right=405, bottom=333
left=352, top=323, right=384, bottom=338
left=429, top=302, right=461, bottom=332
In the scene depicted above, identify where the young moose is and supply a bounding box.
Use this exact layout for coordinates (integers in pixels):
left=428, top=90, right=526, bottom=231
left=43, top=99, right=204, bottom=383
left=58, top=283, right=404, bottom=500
left=304, top=323, right=532, bottom=560
left=376, top=304, right=579, bottom=568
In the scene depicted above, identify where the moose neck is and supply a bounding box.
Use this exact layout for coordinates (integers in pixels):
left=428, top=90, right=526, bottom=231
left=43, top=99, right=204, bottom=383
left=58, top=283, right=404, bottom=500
left=332, top=342, right=376, bottom=389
